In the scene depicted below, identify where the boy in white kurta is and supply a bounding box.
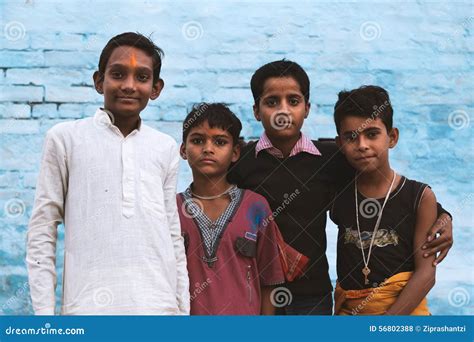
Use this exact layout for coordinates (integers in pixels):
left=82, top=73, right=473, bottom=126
left=26, top=32, right=189, bottom=315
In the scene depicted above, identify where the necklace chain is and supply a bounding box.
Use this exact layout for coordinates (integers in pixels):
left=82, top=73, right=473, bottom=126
left=191, top=184, right=236, bottom=200
left=355, top=171, right=397, bottom=284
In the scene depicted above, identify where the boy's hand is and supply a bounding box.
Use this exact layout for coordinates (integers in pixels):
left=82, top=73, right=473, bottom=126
left=422, top=213, right=453, bottom=266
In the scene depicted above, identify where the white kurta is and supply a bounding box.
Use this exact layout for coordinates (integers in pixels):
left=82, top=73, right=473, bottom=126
left=26, top=108, right=190, bottom=315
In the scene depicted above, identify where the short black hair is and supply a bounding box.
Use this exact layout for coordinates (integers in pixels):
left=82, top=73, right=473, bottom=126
left=182, top=103, right=242, bottom=145
left=97, top=32, right=164, bottom=83
left=334, top=85, right=393, bottom=134
left=250, top=59, right=310, bottom=105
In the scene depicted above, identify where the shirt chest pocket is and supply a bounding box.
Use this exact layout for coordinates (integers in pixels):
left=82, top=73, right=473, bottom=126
left=140, top=169, right=165, bottom=216
left=234, top=236, right=258, bottom=258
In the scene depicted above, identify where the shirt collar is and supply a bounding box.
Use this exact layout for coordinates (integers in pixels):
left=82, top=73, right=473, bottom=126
left=255, top=132, right=321, bottom=158
left=93, top=108, right=142, bottom=135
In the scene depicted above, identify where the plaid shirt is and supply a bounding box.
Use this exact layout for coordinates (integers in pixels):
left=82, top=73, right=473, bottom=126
left=255, top=132, right=321, bottom=158
left=182, top=185, right=243, bottom=257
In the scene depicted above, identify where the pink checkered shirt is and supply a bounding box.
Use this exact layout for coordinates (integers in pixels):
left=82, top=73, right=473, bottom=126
left=255, top=132, right=321, bottom=158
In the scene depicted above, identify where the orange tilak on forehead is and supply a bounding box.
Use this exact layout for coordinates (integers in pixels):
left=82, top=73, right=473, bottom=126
left=129, top=52, right=137, bottom=68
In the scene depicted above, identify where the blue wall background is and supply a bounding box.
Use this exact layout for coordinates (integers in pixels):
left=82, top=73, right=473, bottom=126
left=0, top=0, right=472, bottom=315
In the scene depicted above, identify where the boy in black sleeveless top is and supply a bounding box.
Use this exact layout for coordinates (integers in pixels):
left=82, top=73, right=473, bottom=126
left=331, top=85, right=437, bottom=315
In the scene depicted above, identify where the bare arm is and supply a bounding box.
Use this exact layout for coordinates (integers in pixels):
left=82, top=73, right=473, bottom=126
left=385, top=187, right=437, bottom=315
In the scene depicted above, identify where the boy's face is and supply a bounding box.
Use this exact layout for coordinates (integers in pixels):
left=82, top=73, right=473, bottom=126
left=253, top=76, right=310, bottom=141
left=93, top=46, right=163, bottom=119
left=180, top=121, right=240, bottom=179
left=336, top=116, right=398, bottom=173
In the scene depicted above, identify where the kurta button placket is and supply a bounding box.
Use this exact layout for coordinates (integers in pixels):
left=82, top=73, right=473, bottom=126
left=121, top=134, right=136, bottom=218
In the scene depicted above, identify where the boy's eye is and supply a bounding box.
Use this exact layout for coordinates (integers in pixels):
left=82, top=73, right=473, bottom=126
left=367, top=131, right=379, bottom=138
left=265, top=98, right=277, bottom=107
left=191, top=138, right=204, bottom=144
left=137, top=74, right=150, bottom=82
left=111, top=71, right=122, bottom=79
left=289, top=97, right=300, bottom=105
left=214, top=138, right=227, bottom=146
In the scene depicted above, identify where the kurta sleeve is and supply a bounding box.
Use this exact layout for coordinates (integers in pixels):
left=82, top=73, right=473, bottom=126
left=164, top=142, right=190, bottom=314
left=26, top=128, right=68, bottom=315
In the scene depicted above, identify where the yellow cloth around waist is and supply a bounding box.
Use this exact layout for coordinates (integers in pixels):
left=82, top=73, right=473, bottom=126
left=334, top=271, right=430, bottom=315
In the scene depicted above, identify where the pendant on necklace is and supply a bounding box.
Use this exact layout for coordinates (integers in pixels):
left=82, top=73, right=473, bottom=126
left=362, top=266, right=371, bottom=285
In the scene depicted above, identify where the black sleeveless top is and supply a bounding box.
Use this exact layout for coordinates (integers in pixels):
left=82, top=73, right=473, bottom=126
left=330, top=176, right=428, bottom=290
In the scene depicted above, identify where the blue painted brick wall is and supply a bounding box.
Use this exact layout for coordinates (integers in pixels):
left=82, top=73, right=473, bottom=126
left=0, top=0, right=472, bottom=315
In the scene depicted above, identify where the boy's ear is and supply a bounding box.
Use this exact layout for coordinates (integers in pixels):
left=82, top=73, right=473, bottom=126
left=253, top=104, right=261, bottom=121
left=388, top=127, right=399, bottom=148
left=93, top=71, right=104, bottom=94
left=180, top=143, right=187, bottom=160
left=232, top=142, right=241, bottom=162
left=150, top=79, right=164, bottom=100
left=304, top=102, right=311, bottom=118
